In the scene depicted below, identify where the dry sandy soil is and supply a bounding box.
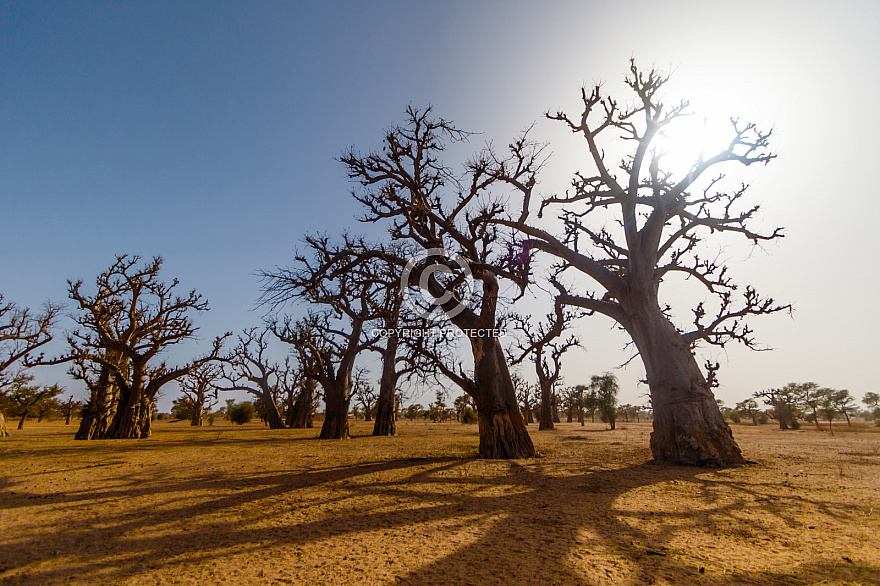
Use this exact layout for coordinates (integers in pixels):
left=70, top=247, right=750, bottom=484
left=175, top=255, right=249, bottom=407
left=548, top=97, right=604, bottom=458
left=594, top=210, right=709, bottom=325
left=1, top=418, right=878, bottom=586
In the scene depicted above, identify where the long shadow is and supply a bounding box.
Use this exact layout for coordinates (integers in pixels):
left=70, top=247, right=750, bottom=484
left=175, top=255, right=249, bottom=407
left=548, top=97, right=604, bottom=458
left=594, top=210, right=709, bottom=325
left=1, top=438, right=877, bottom=585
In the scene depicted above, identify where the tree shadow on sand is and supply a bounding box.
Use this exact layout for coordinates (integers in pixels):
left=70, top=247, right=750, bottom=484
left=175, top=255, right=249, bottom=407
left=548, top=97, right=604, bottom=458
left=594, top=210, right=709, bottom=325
left=1, top=437, right=877, bottom=585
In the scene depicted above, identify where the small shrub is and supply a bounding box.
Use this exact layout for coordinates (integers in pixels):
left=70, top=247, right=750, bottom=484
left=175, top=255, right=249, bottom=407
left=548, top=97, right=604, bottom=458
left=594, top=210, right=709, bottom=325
left=729, top=412, right=742, bottom=424
left=460, top=407, right=477, bottom=424
left=790, top=419, right=801, bottom=430
left=757, top=413, right=769, bottom=425
left=229, top=402, right=255, bottom=425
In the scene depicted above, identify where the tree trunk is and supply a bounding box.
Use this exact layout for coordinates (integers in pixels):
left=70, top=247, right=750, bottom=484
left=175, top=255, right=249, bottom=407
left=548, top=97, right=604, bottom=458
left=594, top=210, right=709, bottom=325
left=373, top=336, right=399, bottom=436
left=259, top=388, right=286, bottom=429
left=363, top=408, right=372, bottom=422
left=76, top=367, right=117, bottom=440
left=104, top=366, right=150, bottom=439
left=319, top=382, right=350, bottom=439
left=538, top=382, right=554, bottom=431
left=290, top=379, right=315, bottom=428
left=567, top=409, right=573, bottom=423
left=551, top=396, right=561, bottom=424
left=373, top=395, right=396, bottom=436
left=18, top=410, right=27, bottom=430
left=469, top=336, right=535, bottom=458
left=0, top=412, right=8, bottom=437
left=624, top=299, right=744, bottom=467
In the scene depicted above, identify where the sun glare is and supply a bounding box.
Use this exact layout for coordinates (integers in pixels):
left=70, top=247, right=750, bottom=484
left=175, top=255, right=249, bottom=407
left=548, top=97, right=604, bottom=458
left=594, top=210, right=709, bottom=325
left=654, top=114, right=735, bottom=179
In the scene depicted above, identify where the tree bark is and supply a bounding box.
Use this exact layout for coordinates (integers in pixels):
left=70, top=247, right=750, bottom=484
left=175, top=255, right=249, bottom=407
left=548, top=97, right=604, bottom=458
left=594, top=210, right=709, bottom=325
left=319, top=381, right=351, bottom=439
left=538, top=382, right=554, bottom=431
left=289, top=378, right=315, bottom=428
left=551, top=396, right=561, bottom=424
left=75, top=366, right=117, bottom=440
left=0, top=412, right=8, bottom=437
left=624, top=298, right=744, bottom=467
left=258, top=388, right=286, bottom=429
left=18, top=411, right=27, bottom=430
left=372, top=333, right=400, bottom=436
left=470, top=336, right=535, bottom=458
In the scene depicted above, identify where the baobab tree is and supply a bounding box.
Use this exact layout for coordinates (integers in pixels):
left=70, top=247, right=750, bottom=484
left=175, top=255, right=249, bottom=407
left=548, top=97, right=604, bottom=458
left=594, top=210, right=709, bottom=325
left=340, top=107, right=545, bottom=458
left=499, top=62, right=788, bottom=466
left=508, top=306, right=580, bottom=430
left=352, top=367, right=376, bottom=421
left=754, top=386, right=801, bottom=430
left=218, top=328, right=287, bottom=429
left=0, top=295, right=60, bottom=437
left=275, top=318, right=322, bottom=429
left=64, top=255, right=227, bottom=439
left=264, top=236, right=380, bottom=440
left=178, top=362, right=222, bottom=426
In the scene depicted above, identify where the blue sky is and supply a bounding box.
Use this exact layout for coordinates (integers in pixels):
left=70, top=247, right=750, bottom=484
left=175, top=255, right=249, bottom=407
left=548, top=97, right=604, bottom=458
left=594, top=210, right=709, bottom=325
left=3, top=1, right=879, bottom=411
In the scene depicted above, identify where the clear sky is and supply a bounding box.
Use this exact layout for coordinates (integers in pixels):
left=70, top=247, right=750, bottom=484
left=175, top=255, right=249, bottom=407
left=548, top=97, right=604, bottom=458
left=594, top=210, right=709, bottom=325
left=3, top=0, right=879, bottom=412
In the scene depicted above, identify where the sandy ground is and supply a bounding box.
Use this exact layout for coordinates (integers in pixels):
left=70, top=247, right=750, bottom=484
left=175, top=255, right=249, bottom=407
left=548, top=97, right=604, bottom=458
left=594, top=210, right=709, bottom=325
left=1, top=418, right=878, bottom=586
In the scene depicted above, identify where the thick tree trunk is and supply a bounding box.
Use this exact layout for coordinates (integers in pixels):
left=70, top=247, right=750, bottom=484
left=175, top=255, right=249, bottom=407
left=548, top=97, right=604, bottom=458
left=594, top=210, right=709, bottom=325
left=373, top=396, right=396, bottom=436
left=259, top=389, right=286, bottom=429
left=319, top=382, right=350, bottom=439
left=625, top=299, right=744, bottom=467
left=538, top=382, right=554, bottom=431
left=76, top=367, right=117, bottom=440
left=373, top=336, right=399, bottom=436
left=363, top=408, right=372, bottom=422
left=290, top=379, right=315, bottom=428
left=0, top=412, right=8, bottom=437
left=470, top=336, right=535, bottom=458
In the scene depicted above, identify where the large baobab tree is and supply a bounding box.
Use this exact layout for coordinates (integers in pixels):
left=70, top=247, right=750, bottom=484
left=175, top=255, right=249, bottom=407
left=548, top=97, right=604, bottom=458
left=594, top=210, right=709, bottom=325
left=1, top=295, right=60, bottom=437
left=499, top=62, right=788, bottom=466
left=340, top=107, right=545, bottom=458
left=65, top=255, right=227, bottom=439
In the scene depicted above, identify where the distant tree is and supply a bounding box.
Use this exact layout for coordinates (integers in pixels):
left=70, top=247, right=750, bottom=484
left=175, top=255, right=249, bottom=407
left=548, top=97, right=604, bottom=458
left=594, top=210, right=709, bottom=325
left=453, top=394, right=477, bottom=423
left=863, top=392, right=880, bottom=425
left=0, top=295, right=61, bottom=437
left=754, top=386, right=801, bottom=430
left=218, top=328, right=286, bottom=429
left=735, top=399, right=761, bottom=426
left=177, top=362, right=222, bottom=426
left=592, top=373, right=619, bottom=430
left=508, top=306, right=581, bottom=431
left=62, top=255, right=227, bottom=439
left=352, top=367, right=376, bottom=421
left=60, top=395, right=82, bottom=425
left=229, top=401, right=255, bottom=425
left=404, top=403, right=424, bottom=420
left=791, top=382, right=825, bottom=430
left=511, top=373, right=537, bottom=425
left=1, top=374, right=63, bottom=430
left=263, top=236, right=382, bottom=440
left=428, top=390, right=450, bottom=422
left=829, top=389, right=856, bottom=427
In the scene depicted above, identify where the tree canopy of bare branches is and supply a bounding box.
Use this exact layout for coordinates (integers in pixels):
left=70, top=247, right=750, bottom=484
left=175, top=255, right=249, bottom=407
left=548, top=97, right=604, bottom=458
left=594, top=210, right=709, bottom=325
left=499, top=61, right=788, bottom=466
left=63, top=255, right=228, bottom=439
left=336, top=107, right=547, bottom=458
